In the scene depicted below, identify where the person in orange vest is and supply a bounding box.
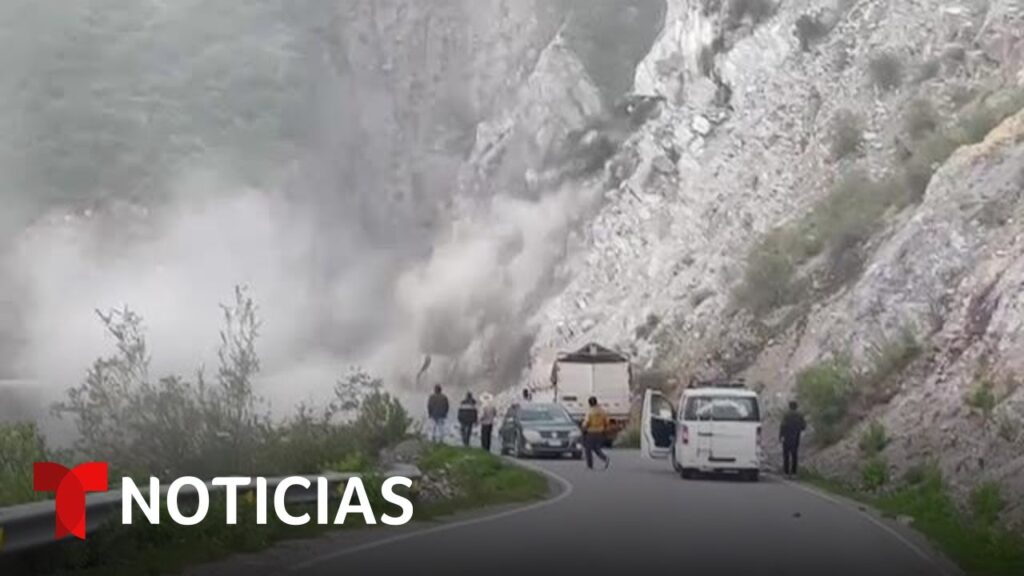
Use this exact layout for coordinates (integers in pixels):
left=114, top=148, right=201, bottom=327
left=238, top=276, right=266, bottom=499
left=581, top=396, right=610, bottom=470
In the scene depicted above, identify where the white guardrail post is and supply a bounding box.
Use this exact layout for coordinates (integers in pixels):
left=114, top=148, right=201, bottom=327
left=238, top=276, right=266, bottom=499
left=0, top=465, right=421, bottom=555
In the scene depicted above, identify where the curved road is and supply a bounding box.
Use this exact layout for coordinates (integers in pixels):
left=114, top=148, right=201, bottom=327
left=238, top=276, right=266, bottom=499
left=192, top=451, right=956, bottom=576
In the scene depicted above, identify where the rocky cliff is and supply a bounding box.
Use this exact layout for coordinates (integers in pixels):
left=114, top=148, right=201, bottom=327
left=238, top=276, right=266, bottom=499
left=527, top=0, right=1024, bottom=521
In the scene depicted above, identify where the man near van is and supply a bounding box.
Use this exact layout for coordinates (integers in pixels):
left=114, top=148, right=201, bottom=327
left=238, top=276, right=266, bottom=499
left=427, top=385, right=449, bottom=444
left=779, top=400, right=807, bottom=477
left=581, top=396, right=610, bottom=470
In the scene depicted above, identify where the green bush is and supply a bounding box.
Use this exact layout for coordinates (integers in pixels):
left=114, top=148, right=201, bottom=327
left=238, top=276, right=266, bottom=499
left=868, top=52, right=904, bottom=91
left=861, top=329, right=922, bottom=404
left=861, top=456, right=889, bottom=491
left=970, top=482, right=1005, bottom=527
left=733, top=241, right=800, bottom=316
left=0, top=422, right=48, bottom=507
left=904, top=98, right=938, bottom=140
left=967, top=380, right=997, bottom=420
left=858, top=421, right=889, bottom=456
left=830, top=110, right=865, bottom=160
left=796, top=358, right=855, bottom=445
left=51, top=287, right=410, bottom=481
left=794, top=14, right=832, bottom=52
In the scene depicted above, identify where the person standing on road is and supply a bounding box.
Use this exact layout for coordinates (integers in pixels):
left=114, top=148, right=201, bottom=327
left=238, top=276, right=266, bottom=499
left=581, top=396, right=610, bottom=470
left=427, top=385, right=450, bottom=444
left=479, top=394, right=497, bottom=452
left=780, top=400, right=807, bottom=477
left=457, top=392, right=479, bottom=447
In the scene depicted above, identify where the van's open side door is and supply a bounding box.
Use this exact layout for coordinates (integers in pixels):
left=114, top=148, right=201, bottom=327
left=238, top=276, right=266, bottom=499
left=641, top=389, right=676, bottom=460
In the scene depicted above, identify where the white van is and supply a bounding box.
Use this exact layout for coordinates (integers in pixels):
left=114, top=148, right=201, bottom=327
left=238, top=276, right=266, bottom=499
left=641, top=384, right=762, bottom=481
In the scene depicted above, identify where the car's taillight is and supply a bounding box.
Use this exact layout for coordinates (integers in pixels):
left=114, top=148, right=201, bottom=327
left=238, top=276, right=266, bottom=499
left=679, top=424, right=689, bottom=445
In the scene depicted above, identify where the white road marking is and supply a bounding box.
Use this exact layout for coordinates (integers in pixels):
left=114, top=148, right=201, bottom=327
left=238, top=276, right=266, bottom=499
left=779, top=476, right=959, bottom=576
left=289, top=458, right=574, bottom=571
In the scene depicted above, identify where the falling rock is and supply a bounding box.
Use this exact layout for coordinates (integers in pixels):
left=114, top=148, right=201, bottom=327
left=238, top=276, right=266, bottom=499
left=691, top=115, right=713, bottom=137
left=652, top=155, right=676, bottom=175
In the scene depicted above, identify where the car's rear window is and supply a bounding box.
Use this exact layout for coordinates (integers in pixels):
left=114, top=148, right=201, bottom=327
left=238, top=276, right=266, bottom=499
left=520, top=405, right=572, bottom=423
left=683, top=396, right=760, bottom=422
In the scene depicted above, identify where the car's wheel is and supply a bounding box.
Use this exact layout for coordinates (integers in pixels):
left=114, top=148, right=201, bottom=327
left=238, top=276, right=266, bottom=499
left=571, top=450, right=582, bottom=460
left=680, top=468, right=696, bottom=480
left=745, top=470, right=760, bottom=482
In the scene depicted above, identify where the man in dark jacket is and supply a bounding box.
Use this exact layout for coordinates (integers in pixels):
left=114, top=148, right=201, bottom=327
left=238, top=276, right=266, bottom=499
left=427, top=385, right=449, bottom=444
left=779, top=400, right=807, bottom=477
left=457, top=392, right=479, bottom=447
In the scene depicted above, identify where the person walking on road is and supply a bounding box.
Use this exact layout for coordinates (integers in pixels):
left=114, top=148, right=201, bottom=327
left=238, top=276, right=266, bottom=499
left=581, top=396, right=610, bottom=470
left=457, top=392, right=479, bottom=448
left=479, top=394, right=497, bottom=452
left=426, top=385, right=449, bottom=444
left=780, top=400, right=807, bottom=477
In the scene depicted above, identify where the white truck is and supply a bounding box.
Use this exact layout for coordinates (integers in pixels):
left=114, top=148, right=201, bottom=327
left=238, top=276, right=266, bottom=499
left=547, top=343, right=631, bottom=443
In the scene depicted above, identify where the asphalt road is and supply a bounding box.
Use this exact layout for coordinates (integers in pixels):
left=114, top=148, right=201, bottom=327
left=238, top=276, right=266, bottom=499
left=192, top=450, right=957, bottom=576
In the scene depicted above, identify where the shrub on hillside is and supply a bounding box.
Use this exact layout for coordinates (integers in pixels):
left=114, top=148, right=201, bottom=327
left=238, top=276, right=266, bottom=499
left=966, top=380, right=997, bottom=420
left=861, top=456, right=889, bottom=491
left=0, top=423, right=48, bottom=506
left=794, top=14, right=832, bottom=52
left=868, top=52, right=904, bottom=91
left=858, top=421, right=889, bottom=456
left=904, top=99, right=938, bottom=140
left=970, top=482, right=1006, bottom=527
left=861, top=329, right=922, bottom=405
left=796, top=358, right=854, bottom=445
left=726, top=0, right=775, bottom=29
left=830, top=110, right=865, bottom=160
left=733, top=241, right=800, bottom=316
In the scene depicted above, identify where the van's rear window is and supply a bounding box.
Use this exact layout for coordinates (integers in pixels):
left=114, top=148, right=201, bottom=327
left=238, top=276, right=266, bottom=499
left=683, top=396, right=760, bottom=422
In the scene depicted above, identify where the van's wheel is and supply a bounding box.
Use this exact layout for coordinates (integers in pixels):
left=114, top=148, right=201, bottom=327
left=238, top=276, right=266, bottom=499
left=671, top=450, right=683, bottom=474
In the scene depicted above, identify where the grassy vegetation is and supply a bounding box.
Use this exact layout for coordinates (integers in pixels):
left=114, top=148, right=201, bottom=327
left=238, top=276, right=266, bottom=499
left=796, top=332, right=921, bottom=446
left=860, top=456, right=889, bottom=491
left=10, top=448, right=548, bottom=575
left=802, top=466, right=1024, bottom=575
left=734, top=86, right=1024, bottom=321
left=417, top=446, right=549, bottom=515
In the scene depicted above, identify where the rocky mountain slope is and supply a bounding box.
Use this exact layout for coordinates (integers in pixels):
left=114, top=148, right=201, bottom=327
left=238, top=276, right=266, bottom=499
left=523, top=0, right=1024, bottom=521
